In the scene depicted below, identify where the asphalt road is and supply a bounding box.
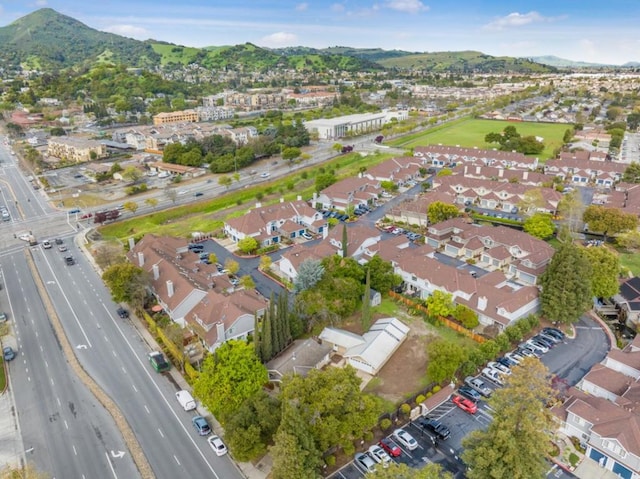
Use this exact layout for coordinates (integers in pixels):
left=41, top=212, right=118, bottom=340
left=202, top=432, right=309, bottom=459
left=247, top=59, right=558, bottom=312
left=1, top=250, right=141, bottom=479
left=30, top=242, right=243, bottom=479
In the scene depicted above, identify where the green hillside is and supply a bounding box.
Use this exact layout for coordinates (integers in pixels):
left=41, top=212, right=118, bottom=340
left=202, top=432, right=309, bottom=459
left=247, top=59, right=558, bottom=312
left=377, top=50, right=556, bottom=73
left=0, top=8, right=160, bottom=69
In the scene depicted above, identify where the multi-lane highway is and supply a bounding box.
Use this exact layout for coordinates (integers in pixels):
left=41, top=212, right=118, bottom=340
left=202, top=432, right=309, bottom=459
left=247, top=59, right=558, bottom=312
left=0, top=138, right=244, bottom=478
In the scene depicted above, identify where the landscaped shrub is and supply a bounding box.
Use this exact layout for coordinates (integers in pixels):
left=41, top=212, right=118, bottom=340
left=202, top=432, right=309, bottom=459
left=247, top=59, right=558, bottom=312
left=325, top=455, right=336, bottom=467
left=415, top=394, right=426, bottom=404
left=494, top=333, right=510, bottom=352
left=400, top=403, right=411, bottom=415
left=380, top=418, right=392, bottom=430
left=363, top=431, right=374, bottom=442
left=569, top=453, right=579, bottom=467
left=432, top=385, right=441, bottom=394
left=525, top=315, right=540, bottom=329
left=342, top=442, right=356, bottom=456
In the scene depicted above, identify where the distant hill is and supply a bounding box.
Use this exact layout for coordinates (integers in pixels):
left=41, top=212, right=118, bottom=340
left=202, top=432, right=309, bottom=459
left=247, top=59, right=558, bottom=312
left=527, top=55, right=613, bottom=68
left=273, top=46, right=417, bottom=62
left=0, top=8, right=160, bottom=69
left=152, top=42, right=384, bottom=72
left=375, top=50, right=556, bottom=73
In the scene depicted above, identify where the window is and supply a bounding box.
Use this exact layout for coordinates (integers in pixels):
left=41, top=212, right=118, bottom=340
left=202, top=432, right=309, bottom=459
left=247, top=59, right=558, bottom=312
left=603, top=440, right=626, bottom=458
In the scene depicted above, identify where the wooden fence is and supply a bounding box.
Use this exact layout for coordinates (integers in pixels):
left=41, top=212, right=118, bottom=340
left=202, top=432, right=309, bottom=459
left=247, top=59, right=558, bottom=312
left=388, top=291, right=486, bottom=343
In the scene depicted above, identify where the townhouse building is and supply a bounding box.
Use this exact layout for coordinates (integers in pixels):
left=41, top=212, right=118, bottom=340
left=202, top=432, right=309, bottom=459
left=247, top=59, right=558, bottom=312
left=47, top=137, right=107, bottom=163
left=315, top=177, right=382, bottom=211
left=545, top=152, right=625, bottom=188
left=153, top=110, right=199, bottom=126
left=414, top=145, right=539, bottom=170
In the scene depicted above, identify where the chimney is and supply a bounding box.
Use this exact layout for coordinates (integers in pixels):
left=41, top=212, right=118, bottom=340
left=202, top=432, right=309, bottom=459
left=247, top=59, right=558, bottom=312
left=312, top=192, right=318, bottom=201
left=297, top=195, right=302, bottom=201
left=280, top=197, right=284, bottom=203
left=523, top=171, right=528, bottom=180
left=137, top=252, right=144, bottom=267
left=477, top=296, right=487, bottom=311
left=255, top=202, right=262, bottom=208
left=152, top=264, right=159, bottom=281
left=498, top=169, right=503, bottom=177
left=167, top=280, right=174, bottom=298
left=128, top=238, right=135, bottom=250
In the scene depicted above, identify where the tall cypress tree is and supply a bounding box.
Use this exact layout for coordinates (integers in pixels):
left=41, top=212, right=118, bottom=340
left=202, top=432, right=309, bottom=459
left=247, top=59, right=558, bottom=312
left=341, top=223, right=348, bottom=258
left=362, top=268, right=372, bottom=331
left=262, top=296, right=274, bottom=361
left=281, top=290, right=292, bottom=345
left=254, top=313, right=263, bottom=362
left=270, top=292, right=281, bottom=357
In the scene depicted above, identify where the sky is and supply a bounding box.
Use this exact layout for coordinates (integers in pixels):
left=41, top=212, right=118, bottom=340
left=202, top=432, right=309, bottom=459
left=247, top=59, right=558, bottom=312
left=2, top=0, right=640, bottom=65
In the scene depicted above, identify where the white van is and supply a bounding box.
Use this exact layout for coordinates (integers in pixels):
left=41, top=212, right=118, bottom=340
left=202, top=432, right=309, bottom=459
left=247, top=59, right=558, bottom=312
left=176, top=390, right=196, bottom=411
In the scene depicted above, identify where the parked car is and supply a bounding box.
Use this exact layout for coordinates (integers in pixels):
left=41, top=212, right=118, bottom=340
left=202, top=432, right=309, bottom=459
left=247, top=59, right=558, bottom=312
left=504, top=352, right=522, bottom=365
left=533, top=334, right=555, bottom=349
left=497, top=356, right=517, bottom=368
left=379, top=437, right=401, bottom=457
left=452, top=394, right=478, bottom=414
left=458, top=386, right=482, bottom=402
left=525, top=339, right=548, bottom=354
left=393, top=428, right=418, bottom=450
left=207, top=435, right=228, bottom=456
left=488, top=361, right=512, bottom=376
left=367, top=445, right=391, bottom=468
left=0, top=312, right=7, bottom=323
left=518, top=346, right=541, bottom=358
left=301, top=232, right=313, bottom=240
left=543, top=327, right=565, bottom=340
left=3, top=346, right=15, bottom=361
left=464, top=376, right=492, bottom=397
left=354, top=452, right=377, bottom=474
left=416, top=417, right=450, bottom=440
left=482, top=367, right=504, bottom=385
left=116, top=307, right=129, bottom=319
left=192, top=416, right=211, bottom=435
left=537, top=331, right=561, bottom=345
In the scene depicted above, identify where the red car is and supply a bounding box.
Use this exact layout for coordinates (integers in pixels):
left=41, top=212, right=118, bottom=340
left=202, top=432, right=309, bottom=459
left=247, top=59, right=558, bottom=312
left=379, top=437, right=401, bottom=457
left=453, top=394, right=478, bottom=414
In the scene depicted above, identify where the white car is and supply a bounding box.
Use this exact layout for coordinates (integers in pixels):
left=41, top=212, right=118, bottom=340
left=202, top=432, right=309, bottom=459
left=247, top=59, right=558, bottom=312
left=367, top=445, right=391, bottom=468
left=488, top=361, right=512, bottom=376
left=301, top=232, right=313, bottom=240
left=260, top=172, right=270, bottom=178
left=42, top=239, right=52, bottom=249
left=525, top=339, right=548, bottom=354
left=177, top=190, right=188, bottom=195
left=482, top=367, right=504, bottom=385
left=392, top=428, right=418, bottom=451
left=505, top=352, right=522, bottom=365
left=207, top=435, right=228, bottom=456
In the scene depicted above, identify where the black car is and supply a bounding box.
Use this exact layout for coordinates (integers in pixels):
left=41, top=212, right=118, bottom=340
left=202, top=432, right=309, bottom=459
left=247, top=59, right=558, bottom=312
left=533, top=335, right=554, bottom=349
left=416, top=417, right=450, bottom=440
left=542, top=327, right=565, bottom=341
left=54, top=238, right=64, bottom=245
left=497, top=356, right=517, bottom=368
left=188, top=243, right=204, bottom=252
left=116, top=307, right=129, bottom=319
left=64, top=255, right=75, bottom=265
left=458, top=386, right=481, bottom=402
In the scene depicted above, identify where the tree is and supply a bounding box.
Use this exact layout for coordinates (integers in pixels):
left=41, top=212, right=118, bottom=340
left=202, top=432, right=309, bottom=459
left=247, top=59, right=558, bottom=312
left=193, top=340, right=268, bottom=421
left=293, top=259, right=325, bottom=293
left=557, top=189, right=586, bottom=234
left=426, top=339, right=468, bottom=383
left=237, top=236, right=259, bottom=254
left=584, top=205, right=639, bottom=239
left=454, top=304, right=479, bottom=329
left=617, top=230, right=640, bottom=250
left=122, top=201, right=138, bottom=214
left=341, top=223, right=348, bottom=257
left=144, top=197, right=159, bottom=210
left=583, top=246, right=620, bottom=298
left=224, top=391, right=281, bottom=462
left=365, top=463, right=452, bottom=479
left=0, top=463, right=50, bottom=479
left=165, top=187, right=177, bottom=204
left=207, top=252, right=218, bottom=264
left=462, top=358, right=557, bottom=479
left=93, top=243, right=125, bottom=269
left=362, top=268, right=372, bottom=331
left=122, top=166, right=142, bottom=183
left=425, top=290, right=455, bottom=318
left=436, top=168, right=453, bottom=177
left=240, top=275, right=255, bottom=289
left=427, top=201, right=460, bottom=224
left=102, top=263, right=149, bottom=308
left=366, top=255, right=401, bottom=294
left=279, top=366, right=382, bottom=452
left=224, top=258, right=240, bottom=275
left=315, top=172, right=337, bottom=192
left=218, top=175, right=233, bottom=189
left=271, top=404, right=322, bottom=479
left=259, top=255, right=272, bottom=271
left=282, top=147, right=302, bottom=163
left=540, top=243, right=592, bottom=324
left=622, top=162, right=640, bottom=183
left=517, top=188, right=544, bottom=217
left=523, top=213, right=554, bottom=239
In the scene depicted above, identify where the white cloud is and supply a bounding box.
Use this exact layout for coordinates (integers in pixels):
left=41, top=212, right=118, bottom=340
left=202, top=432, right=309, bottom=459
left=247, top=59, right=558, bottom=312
left=295, top=2, right=309, bottom=11
left=483, top=11, right=549, bottom=31
left=385, top=0, right=428, bottom=14
left=103, top=24, right=149, bottom=38
left=35, top=0, right=48, bottom=6
left=260, top=31, right=298, bottom=47
left=330, top=3, right=345, bottom=13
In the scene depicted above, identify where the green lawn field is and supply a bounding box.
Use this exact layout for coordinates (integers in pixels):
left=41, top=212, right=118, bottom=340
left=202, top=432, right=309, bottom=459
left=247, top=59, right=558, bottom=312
left=391, top=118, right=569, bottom=160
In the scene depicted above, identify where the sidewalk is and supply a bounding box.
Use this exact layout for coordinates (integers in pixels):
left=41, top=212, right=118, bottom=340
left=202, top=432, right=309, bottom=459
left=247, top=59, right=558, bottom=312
left=0, top=334, right=26, bottom=471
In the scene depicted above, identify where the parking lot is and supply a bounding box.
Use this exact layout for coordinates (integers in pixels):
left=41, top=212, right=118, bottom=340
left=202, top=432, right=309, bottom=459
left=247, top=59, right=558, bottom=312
left=327, top=320, right=606, bottom=478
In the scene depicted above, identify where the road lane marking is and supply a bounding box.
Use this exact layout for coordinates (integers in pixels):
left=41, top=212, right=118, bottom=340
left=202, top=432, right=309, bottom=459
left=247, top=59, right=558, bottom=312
left=73, top=445, right=77, bottom=455
left=105, top=451, right=119, bottom=479
left=44, top=360, right=48, bottom=368
left=132, top=384, right=137, bottom=393
left=144, top=405, right=150, bottom=414
left=174, top=455, right=181, bottom=466
left=64, top=420, right=69, bottom=430
left=57, top=397, right=61, bottom=406
left=158, top=428, right=164, bottom=438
